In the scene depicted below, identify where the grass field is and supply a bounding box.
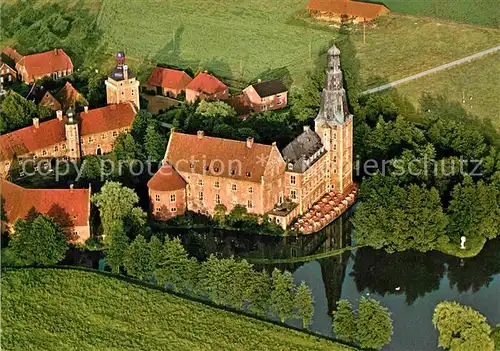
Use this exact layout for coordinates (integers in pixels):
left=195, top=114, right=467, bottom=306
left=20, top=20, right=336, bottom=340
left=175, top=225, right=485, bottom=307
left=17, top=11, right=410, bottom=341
left=2, top=269, right=352, bottom=351
left=394, top=52, right=500, bottom=129
left=97, top=0, right=336, bottom=86
left=351, top=16, right=500, bottom=89
left=366, top=0, right=499, bottom=27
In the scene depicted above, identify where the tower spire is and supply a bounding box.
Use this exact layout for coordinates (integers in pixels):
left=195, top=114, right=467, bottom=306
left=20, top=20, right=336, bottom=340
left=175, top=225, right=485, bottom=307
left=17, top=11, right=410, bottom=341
left=315, top=45, right=350, bottom=125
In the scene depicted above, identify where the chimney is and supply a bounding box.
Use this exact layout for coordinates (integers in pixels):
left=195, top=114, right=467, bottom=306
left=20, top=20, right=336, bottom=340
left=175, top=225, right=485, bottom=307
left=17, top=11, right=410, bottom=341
left=84, top=105, right=88, bottom=113
left=70, top=184, right=74, bottom=192
left=272, top=141, right=277, bottom=147
left=56, top=110, right=63, bottom=121
left=123, top=64, right=128, bottom=80
left=54, top=48, right=58, bottom=55
left=303, top=125, right=310, bottom=132
left=197, top=130, right=204, bottom=139
left=246, top=136, right=254, bottom=148
left=33, top=117, right=39, bottom=128
left=257, top=79, right=262, bottom=83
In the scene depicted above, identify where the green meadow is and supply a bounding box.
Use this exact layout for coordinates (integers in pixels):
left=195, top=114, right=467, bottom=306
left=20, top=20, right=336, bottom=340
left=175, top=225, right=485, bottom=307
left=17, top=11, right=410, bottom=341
left=2, top=269, right=353, bottom=351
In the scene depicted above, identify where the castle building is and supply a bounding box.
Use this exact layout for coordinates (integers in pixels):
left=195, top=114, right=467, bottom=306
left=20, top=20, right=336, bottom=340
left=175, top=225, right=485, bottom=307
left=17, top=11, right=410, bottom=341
left=148, top=46, right=357, bottom=232
left=15, top=48, right=73, bottom=83
left=0, top=53, right=138, bottom=178
left=105, top=52, right=140, bottom=108
left=1, top=179, right=91, bottom=243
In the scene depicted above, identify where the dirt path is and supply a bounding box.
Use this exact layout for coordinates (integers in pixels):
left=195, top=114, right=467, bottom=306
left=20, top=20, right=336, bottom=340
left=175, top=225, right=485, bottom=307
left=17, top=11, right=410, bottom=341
left=362, top=45, right=500, bottom=95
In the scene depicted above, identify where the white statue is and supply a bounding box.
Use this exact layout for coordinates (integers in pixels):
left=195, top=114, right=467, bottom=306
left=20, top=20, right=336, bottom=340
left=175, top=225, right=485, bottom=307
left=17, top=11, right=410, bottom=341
left=460, top=236, right=466, bottom=250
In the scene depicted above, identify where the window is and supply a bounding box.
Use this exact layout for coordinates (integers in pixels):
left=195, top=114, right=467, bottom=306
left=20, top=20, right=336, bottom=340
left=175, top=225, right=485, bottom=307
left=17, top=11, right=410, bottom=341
left=113, top=131, right=118, bottom=137
left=88, top=136, right=94, bottom=143
left=333, top=144, right=337, bottom=151
left=170, top=207, right=177, bottom=212
left=214, top=181, right=220, bottom=188
left=198, top=192, right=204, bottom=201
left=246, top=172, right=251, bottom=177
left=215, top=194, right=221, bottom=204
left=333, top=132, right=337, bottom=140
left=291, top=190, right=297, bottom=200
left=231, top=184, right=237, bottom=191
left=54, top=145, right=58, bottom=152
left=333, top=168, right=337, bottom=174
left=42, top=150, right=47, bottom=156
left=155, top=194, right=160, bottom=202
left=248, top=187, right=253, bottom=194
left=198, top=179, right=203, bottom=186
left=247, top=200, right=253, bottom=208
left=170, top=194, right=176, bottom=202
left=101, top=133, right=106, bottom=139
left=333, top=156, right=337, bottom=162
left=290, top=175, right=296, bottom=185
left=190, top=161, right=195, bottom=169
left=62, top=144, right=67, bottom=150
left=230, top=169, right=235, bottom=175
left=156, top=207, right=161, bottom=212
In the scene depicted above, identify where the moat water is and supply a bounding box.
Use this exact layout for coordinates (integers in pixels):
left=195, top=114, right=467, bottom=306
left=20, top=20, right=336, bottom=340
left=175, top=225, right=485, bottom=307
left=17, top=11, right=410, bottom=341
left=65, top=212, right=500, bottom=351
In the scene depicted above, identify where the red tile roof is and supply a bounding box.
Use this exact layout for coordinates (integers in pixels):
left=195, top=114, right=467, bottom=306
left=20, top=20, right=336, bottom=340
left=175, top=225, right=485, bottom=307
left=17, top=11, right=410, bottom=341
left=56, top=82, right=85, bottom=110
left=147, top=164, right=187, bottom=191
left=17, top=49, right=73, bottom=80
left=147, top=67, right=193, bottom=90
left=186, top=73, right=227, bottom=95
left=2, top=46, right=23, bottom=63
left=307, top=0, right=389, bottom=19
left=0, top=103, right=136, bottom=162
left=80, top=102, right=136, bottom=136
left=0, top=117, right=66, bottom=161
left=165, top=131, right=274, bottom=183
left=39, top=91, right=62, bottom=111
left=1, top=179, right=91, bottom=228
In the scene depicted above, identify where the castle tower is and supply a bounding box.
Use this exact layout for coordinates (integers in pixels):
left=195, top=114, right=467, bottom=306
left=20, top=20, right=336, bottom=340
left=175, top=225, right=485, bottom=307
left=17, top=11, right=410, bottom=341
left=105, top=52, right=140, bottom=108
left=314, top=45, right=353, bottom=193
left=64, top=107, right=81, bottom=161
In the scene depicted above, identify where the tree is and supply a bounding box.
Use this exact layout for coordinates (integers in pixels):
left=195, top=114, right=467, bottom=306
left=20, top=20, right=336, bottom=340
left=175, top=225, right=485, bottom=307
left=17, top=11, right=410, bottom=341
left=123, top=235, right=152, bottom=280
left=447, top=176, right=499, bottom=242
left=247, top=270, right=272, bottom=317
left=353, top=174, right=448, bottom=252
left=77, top=155, right=103, bottom=186
left=1, top=92, right=37, bottom=130
left=148, top=235, right=163, bottom=269
left=357, top=297, right=393, bottom=350
left=145, top=122, right=166, bottom=162
left=270, top=268, right=295, bottom=323
left=91, top=181, right=140, bottom=237
left=294, top=281, right=314, bottom=329
left=196, top=100, right=236, bottom=120
left=433, top=301, right=494, bottom=351
left=105, top=220, right=129, bottom=274
left=155, top=237, right=193, bottom=292
left=333, top=300, right=357, bottom=343
left=10, top=215, right=67, bottom=265
left=213, top=204, right=227, bottom=227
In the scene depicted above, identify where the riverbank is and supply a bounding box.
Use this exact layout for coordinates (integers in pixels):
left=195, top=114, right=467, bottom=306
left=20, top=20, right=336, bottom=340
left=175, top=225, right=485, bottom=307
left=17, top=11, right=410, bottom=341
left=2, top=268, right=355, bottom=351
left=436, top=236, right=487, bottom=258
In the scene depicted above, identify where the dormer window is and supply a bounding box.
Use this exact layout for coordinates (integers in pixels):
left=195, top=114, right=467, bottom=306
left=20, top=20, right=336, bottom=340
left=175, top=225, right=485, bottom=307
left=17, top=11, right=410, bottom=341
left=287, top=163, right=293, bottom=171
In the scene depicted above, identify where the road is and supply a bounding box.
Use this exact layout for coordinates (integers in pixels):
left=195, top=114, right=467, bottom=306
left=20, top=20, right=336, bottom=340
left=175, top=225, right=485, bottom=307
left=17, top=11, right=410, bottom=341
left=362, top=45, right=500, bottom=95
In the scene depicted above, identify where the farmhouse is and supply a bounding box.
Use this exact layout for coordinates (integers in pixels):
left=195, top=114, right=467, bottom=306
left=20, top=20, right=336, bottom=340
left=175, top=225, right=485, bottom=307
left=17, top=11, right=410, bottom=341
left=307, top=0, right=389, bottom=23
left=243, top=79, right=288, bottom=112
left=0, top=179, right=91, bottom=243
left=148, top=46, right=357, bottom=232
left=16, top=48, right=74, bottom=83
left=0, top=62, right=17, bottom=84
left=146, top=67, right=193, bottom=98
left=185, top=72, right=228, bottom=103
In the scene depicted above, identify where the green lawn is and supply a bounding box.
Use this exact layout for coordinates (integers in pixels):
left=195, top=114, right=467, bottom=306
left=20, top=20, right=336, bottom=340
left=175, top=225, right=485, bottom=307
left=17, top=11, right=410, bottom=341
left=394, top=53, right=500, bottom=129
left=351, top=16, right=500, bottom=89
left=366, top=0, right=499, bottom=27
left=2, top=269, right=353, bottom=351
left=97, top=0, right=336, bottom=86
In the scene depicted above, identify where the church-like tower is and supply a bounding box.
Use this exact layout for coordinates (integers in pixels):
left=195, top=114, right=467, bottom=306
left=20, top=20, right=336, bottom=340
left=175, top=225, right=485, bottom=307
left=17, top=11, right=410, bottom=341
left=105, top=52, right=140, bottom=108
left=64, top=108, right=81, bottom=161
left=314, top=45, right=353, bottom=193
